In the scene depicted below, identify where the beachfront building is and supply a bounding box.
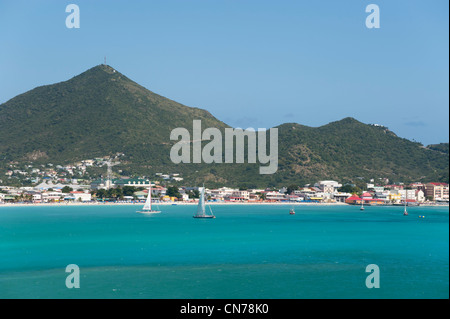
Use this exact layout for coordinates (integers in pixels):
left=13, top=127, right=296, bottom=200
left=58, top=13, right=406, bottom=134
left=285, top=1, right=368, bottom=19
left=333, top=192, right=352, bottom=203
left=316, top=181, right=342, bottom=194
left=0, top=193, right=16, bottom=203
left=232, top=190, right=250, bottom=200
left=345, top=195, right=362, bottom=205
left=387, top=191, right=402, bottom=203
left=360, top=192, right=387, bottom=205
left=67, top=191, right=92, bottom=202
left=398, top=189, right=417, bottom=202
left=248, top=192, right=260, bottom=201
left=41, top=190, right=64, bottom=203
left=134, top=190, right=147, bottom=200
left=361, top=192, right=373, bottom=200
left=294, top=187, right=319, bottom=197
left=345, top=195, right=384, bottom=205
left=416, top=190, right=425, bottom=203
left=23, top=191, right=42, bottom=203
left=209, top=187, right=238, bottom=200
left=265, top=191, right=286, bottom=201
left=424, top=183, right=449, bottom=201
left=285, top=194, right=303, bottom=202
left=373, top=190, right=389, bottom=201
left=151, top=185, right=166, bottom=196
left=364, top=198, right=385, bottom=205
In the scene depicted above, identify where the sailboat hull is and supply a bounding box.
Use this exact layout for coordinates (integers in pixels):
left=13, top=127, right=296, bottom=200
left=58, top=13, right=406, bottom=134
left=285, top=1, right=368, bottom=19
left=137, top=210, right=161, bottom=214
left=193, top=215, right=216, bottom=219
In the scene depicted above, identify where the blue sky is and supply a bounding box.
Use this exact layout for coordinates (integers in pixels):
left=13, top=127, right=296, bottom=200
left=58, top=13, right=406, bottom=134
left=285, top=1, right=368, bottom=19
left=0, top=0, right=448, bottom=145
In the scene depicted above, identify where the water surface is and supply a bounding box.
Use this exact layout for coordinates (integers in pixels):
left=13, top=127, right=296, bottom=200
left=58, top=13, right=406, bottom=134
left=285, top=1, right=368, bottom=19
left=0, top=204, right=448, bottom=298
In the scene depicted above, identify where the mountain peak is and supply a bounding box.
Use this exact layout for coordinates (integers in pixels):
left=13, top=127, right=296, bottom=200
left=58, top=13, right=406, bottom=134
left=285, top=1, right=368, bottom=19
left=80, top=64, right=120, bottom=77
left=334, top=117, right=360, bottom=124
left=92, top=64, right=117, bottom=73
left=67, top=64, right=131, bottom=88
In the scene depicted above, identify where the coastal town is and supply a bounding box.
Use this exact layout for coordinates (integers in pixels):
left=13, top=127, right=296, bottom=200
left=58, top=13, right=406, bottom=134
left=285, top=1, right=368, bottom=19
left=0, top=156, right=448, bottom=206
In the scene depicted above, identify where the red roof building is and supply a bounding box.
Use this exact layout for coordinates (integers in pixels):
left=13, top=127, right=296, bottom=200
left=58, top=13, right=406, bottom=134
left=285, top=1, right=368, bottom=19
left=345, top=195, right=362, bottom=204
left=361, top=192, right=373, bottom=199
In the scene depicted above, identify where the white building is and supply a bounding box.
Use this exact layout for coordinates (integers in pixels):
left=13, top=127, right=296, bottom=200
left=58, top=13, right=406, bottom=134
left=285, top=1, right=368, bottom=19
left=209, top=187, right=237, bottom=200
left=42, top=191, right=64, bottom=202
left=68, top=191, right=92, bottom=202
left=152, top=186, right=166, bottom=196
left=265, top=191, right=286, bottom=201
left=316, top=181, right=342, bottom=194
left=416, top=190, right=425, bottom=203
left=398, top=189, right=417, bottom=201
left=333, top=192, right=352, bottom=203
left=32, top=193, right=42, bottom=202
left=372, top=186, right=385, bottom=192
left=231, top=190, right=250, bottom=200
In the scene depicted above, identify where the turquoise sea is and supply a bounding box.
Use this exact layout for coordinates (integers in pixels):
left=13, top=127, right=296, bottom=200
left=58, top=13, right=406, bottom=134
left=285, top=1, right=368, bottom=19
left=0, top=204, right=448, bottom=299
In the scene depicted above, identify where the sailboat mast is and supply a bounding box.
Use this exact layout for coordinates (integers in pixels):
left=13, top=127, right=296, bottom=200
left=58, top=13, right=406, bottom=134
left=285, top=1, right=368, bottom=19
left=149, top=184, right=152, bottom=210
left=201, top=187, right=205, bottom=214
left=404, top=188, right=407, bottom=211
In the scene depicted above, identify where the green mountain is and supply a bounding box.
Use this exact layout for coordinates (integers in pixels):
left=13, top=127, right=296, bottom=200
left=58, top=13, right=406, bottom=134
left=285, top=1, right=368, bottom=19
left=0, top=65, right=448, bottom=187
left=427, top=143, right=449, bottom=155
left=274, top=120, right=449, bottom=186
left=0, top=64, right=227, bottom=168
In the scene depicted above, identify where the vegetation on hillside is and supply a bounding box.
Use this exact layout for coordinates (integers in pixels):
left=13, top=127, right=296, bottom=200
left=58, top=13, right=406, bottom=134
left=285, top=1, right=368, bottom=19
left=0, top=65, right=448, bottom=188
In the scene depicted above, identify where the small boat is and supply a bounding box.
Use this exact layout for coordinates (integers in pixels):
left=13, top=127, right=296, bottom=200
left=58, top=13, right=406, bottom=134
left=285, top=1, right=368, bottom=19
left=360, top=201, right=365, bottom=211
left=289, top=207, right=295, bottom=215
left=137, top=184, right=161, bottom=214
left=193, top=186, right=215, bottom=219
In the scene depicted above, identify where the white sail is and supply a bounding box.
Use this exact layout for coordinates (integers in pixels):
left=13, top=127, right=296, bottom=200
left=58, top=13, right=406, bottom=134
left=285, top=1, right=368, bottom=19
left=404, top=190, right=408, bottom=215
left=137, top=183, right=160, bottom=214
left=193, top=185, right=214, bottom=218
left=197, top=187, right=205, bottom=216
left=143, top=185, right=152, bottom=211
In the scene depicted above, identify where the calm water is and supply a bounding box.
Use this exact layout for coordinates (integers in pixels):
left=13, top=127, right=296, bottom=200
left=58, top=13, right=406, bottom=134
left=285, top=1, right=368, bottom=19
left=0, top=204, right=448, bottom=299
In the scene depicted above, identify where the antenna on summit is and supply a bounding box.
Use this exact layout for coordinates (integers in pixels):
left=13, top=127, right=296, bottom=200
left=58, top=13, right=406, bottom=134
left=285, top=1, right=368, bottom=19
left=104, top=56, right=107, bottom=65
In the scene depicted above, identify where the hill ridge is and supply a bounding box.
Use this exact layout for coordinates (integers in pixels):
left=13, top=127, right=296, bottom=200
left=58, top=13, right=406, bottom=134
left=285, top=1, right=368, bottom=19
left=0, top=65, right=448, bottom=187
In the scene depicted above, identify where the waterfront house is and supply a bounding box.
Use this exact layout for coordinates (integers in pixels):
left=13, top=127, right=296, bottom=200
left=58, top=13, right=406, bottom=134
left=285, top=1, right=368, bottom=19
left=345, top=195, right=362, bottom=205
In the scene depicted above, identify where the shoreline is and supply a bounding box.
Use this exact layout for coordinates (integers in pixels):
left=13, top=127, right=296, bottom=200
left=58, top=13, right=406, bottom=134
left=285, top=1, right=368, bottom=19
left=0, top=201, right=346, bottom=207
left=0, top=201, right=448, bottom=208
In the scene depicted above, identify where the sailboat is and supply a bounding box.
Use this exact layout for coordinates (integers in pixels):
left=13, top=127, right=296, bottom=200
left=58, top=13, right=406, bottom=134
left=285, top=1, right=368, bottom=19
left=403, top=191, right=408, bottom=216
left=360, top=200, right=365, bottom=211
left=289, top=205, right=295, bottom=215
left=137, top=184, right=161, bottom=214
left=193, top=186, right=215, bottom=219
